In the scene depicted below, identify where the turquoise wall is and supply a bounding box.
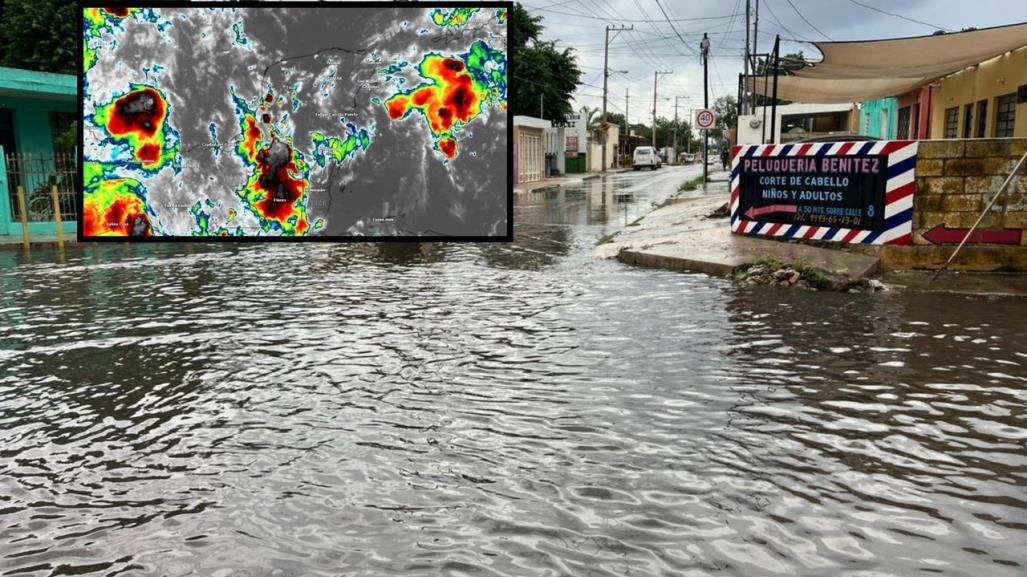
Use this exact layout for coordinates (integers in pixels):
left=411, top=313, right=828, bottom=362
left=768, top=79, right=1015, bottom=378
left=859, top=98, right=899, bottom=140
left=0, top=94, right=75, bottom=156
left=0, top=75, right=77, bottom=237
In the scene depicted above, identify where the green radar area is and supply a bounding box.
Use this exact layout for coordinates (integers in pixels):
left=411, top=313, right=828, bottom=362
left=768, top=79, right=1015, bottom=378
left=81, top=2, right=511, bottom=241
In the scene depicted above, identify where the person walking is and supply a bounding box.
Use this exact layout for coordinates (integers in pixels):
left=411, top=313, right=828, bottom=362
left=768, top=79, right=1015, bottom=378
left=720, top=147, right=729, bottom=171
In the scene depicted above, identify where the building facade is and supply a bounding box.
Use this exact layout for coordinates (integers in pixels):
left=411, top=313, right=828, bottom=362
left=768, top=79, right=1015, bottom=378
left=859, top=97, right=898, bottom=140
left=513, top=115, right=551, bottom=184
left=930, top=46, right=1027, bottom=139
left=894, top=85, right=934, bottom=140
left=0, top=67, right=76, bottom=238
left=736, top=103, right=858, bottom=144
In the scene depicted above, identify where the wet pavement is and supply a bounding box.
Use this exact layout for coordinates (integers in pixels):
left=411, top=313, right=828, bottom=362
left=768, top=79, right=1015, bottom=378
left=1, top=166, right=1025, bottom=576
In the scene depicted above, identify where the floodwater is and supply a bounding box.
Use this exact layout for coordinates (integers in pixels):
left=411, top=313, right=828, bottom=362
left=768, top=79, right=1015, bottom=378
left=1, top=167, right=1026, bottom=576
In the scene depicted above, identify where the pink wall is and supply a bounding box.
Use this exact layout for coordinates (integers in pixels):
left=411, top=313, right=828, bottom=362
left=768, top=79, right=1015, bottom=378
left=896, top=86, right=934, bottom=140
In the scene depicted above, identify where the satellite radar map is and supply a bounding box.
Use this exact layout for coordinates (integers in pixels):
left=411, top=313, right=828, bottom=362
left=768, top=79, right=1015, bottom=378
left=81, top=3, right=510, bottom=239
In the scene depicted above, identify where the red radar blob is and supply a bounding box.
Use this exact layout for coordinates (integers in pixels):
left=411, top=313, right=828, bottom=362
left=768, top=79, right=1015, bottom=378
left=439, top=138, right=456, bottom=159
left=445, top=82, right=475, bottom=120
left=106, top=88, right=165, bottom=138
left=102, top=200, right=150, bottom=236
left=262, top=113, right=271, bottom=124
left=387, top=97, right=409, bottom=119
left=253, top=142, right=306, bottom=223
left=137, top=143, right=159, bottom=164
left=265, top=93, right=274, bottom=103
left=103, top=7, right=130, bottom=17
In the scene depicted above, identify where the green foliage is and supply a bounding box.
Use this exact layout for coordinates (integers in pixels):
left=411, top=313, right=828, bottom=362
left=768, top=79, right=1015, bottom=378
left=754, top=51, right=808, bottom=77
left=793, top=261, right=831, bottom=290
left=752, top=52, right=806, bottom=107
left=511, top=3, right=542, bottom=52
left=595, top=231, right=619, bottom=246
left=678, top=176, right=703, bottom=191
left=711, top=95, right=737, bottom=141
left=1, top=0, right=77, bottom=74
left=751, top=256, right=784, bottom=270
left=510, top=3, right=582, bottom=125
left=55, top=121, right=77, bottom=153
left=626, top=116, right=694, bottom=150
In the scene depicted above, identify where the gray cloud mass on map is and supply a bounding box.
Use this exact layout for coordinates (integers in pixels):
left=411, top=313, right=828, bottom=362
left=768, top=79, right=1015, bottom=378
left=88, top=6, right=508, bottom=237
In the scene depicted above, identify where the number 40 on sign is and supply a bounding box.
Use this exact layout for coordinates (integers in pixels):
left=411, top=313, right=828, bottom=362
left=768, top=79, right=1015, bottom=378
left=695, top=109, right=716, bottom=130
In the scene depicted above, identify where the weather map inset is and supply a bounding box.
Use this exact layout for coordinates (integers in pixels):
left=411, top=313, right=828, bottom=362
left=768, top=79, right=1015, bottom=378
left=81, top=3, right=511, bottom=240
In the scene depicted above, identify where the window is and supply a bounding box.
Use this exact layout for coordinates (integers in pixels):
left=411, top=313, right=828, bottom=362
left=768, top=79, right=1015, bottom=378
left=944, top=107, right=958, bottom=138
left=912, top=103, right=921, bottom=139
left=976, top=100, right=988, bottom=138
left=962, top=104, right=974, bottom=138
left=995, top=93, right=1016, bottom=137
left=897, top=106, right=911, bottom=139
left=50, top=111, right=76, bottom=154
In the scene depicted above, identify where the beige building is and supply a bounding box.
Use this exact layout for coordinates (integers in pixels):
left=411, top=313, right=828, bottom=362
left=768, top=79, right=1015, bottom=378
left=587, top=124, right=619, bottom=172
left=931, top=46, right=1027, bottom=139
left=513, top=115, right=550, bottom=183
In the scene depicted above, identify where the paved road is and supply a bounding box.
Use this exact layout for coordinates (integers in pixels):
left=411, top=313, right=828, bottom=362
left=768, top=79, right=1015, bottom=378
left=514, top=164, right=716, bottom=230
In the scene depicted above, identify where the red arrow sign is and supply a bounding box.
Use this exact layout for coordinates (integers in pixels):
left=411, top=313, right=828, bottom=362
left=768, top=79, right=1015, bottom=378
left=744, top=204, right=798, bottom=219
left=922, top=224, right=1022, bottom=245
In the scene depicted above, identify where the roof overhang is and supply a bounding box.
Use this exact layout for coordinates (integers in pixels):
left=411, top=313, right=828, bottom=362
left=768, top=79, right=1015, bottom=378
left=746, top=21, right=1027, bottom=103
left=0, top=66, right=76, bottom=98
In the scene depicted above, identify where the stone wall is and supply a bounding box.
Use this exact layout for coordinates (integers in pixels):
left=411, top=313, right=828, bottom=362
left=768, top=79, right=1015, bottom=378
left=913, top=139, right=1027, bottom=246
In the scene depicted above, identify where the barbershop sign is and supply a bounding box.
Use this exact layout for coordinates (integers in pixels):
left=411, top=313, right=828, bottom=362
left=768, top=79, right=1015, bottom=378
left=730, top=140, right=918, bottom=245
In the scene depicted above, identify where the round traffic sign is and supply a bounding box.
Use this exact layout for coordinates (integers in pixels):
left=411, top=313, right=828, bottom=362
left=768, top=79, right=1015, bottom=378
left=695, top=108, right=716, bottom=130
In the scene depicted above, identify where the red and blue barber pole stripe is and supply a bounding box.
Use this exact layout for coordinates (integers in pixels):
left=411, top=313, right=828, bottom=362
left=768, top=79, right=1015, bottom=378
left=729, top=140, right=918, bottom=245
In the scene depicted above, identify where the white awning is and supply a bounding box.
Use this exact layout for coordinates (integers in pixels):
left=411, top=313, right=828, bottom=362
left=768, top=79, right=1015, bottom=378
left=747, top=75, right=930, bottom=104
left=799, top=21, right=1027, bottom=80
left=746, top=21, right=1027, bottom=103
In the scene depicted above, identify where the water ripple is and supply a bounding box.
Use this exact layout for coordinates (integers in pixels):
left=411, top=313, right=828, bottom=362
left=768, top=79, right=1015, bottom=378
left=0, top=242, right=1025, bottom=576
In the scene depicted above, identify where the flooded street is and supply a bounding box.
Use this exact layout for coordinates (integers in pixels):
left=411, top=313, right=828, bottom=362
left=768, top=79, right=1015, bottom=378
left=1, top=167, right=1026, bottom=576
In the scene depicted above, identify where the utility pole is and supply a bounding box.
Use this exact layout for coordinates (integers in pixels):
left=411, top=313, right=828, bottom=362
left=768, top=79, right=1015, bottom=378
left=652, top=70, right=672, bottom=149
left=601, top=24, right=632, bottom=173
left=753, top=0, right=759, bottom=75
left=625, top=87, right=629, bottom=135
left=673, top=96, right=687, bottom=165
left=701, top=33, right=710, bottom=192
left=539, top=93, right=543, bottom=119
left=743, top=0, right=750, bottom=115
left=624, top=87, right=629, bottom=167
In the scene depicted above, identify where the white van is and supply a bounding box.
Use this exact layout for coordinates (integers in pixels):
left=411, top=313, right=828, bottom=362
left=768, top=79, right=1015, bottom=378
left=633, top=146, right=660, bottom=171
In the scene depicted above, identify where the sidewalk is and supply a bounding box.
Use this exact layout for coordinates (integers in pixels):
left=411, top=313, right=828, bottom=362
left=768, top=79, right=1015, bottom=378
left=594, top=191, right=881, bottom=281
left=514, top=168, right=632, bottom=195
left=0, top=234, right=79, bottom=249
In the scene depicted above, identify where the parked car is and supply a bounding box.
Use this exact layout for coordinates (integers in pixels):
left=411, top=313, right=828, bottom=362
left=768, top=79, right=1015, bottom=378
left=683, top=153, right=695, bottom=163
left=633, top=146, right=660, bottom=170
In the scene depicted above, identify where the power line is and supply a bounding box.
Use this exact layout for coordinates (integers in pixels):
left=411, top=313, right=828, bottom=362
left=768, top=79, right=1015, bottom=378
left=783, top=0, right=833, bottom=40
left=522, top=5, right=738, bottom=24
left=845, top=0, right=951, bottom=32
left=762, top=0, right=813, bottom=43
left=653, top=0, right=700, bottom=57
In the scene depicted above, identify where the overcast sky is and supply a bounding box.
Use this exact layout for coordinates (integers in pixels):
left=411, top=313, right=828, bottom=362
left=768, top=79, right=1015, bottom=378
left=516, top=0, right=1027, bottom=126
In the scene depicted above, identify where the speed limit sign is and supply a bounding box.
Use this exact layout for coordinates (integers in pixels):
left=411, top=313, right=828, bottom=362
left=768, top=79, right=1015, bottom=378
left=695, top=108, right=716, bottom=130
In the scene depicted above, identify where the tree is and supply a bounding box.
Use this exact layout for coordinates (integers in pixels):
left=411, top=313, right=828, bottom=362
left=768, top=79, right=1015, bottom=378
left=755, top=51, right=808, bottom=76
left=711, top=95, right=737, bottom=141
left=1, top=0, right=77, bottom=74
left=509, top=3, right=582, bottom=124
left=605, top=112, right=626, bottom=129
left=751, top=52, right=806, bottom=107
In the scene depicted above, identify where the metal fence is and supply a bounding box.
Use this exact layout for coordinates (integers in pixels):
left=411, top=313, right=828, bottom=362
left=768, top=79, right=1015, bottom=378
left=5, top=152, right=77, bottom=221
